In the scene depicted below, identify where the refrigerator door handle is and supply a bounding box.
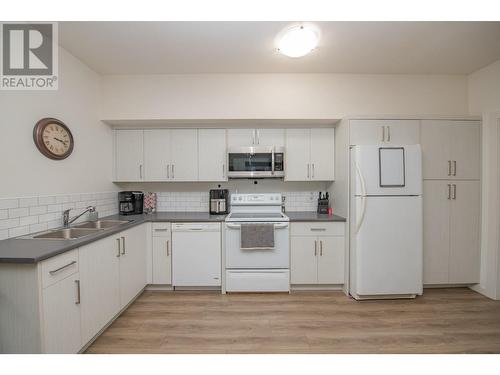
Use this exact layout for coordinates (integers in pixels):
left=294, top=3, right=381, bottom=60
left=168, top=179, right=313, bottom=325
left=355, top=162, right=367, bottom=234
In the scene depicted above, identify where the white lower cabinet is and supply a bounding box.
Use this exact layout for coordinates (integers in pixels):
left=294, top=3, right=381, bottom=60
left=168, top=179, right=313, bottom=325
left=423, top=180, right=480, bottom=285
left=118, top=224, right=147, bottom=307
left=42, top=271, right=82, bottom=354
left=290, top=222, right=345, bottom=285
left=152, top=223, right=172, bottom=284
left=79, top=235, right=120, bottom=344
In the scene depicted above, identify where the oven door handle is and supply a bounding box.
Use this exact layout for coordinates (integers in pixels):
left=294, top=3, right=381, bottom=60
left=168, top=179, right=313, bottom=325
left=271, top=147, right=275, bottom=175
left=225, top=223, right=289, bottom=229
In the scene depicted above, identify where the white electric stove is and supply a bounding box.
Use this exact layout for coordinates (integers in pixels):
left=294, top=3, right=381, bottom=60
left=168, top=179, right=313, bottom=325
left=224, top=193, right=290, bottom=293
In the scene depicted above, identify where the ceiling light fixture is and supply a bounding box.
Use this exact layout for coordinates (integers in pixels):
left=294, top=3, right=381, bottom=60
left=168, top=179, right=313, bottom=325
left=276, top=24, right=319, bottom=58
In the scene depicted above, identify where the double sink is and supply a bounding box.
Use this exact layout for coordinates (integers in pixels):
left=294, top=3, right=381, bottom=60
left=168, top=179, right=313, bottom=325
left=22, top=220, right=131, bottom=240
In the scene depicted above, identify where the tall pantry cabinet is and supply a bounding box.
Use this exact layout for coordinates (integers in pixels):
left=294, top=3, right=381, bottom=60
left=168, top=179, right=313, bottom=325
left=420, top=120, right=481, bottom=285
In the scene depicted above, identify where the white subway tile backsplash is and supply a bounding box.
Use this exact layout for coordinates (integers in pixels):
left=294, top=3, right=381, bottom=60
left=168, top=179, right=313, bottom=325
left=153, top=190, right=318, bottom=213
left=0, top=218, right=20, bottom=230
left=0, top=199, right=19, bottom=210
left=19, top=197, right=38, bottom=207
left=8, top=207, right=29, bottom=218
left=30, top=205, right=48, bottom=215
left=0, top=191, right=118, bottom=240
left=55, top=195, right=70, bottom=204
left=47, top=204, right=62, bottom=213
left=38, top=196, right=56, bottom=205
left=19, top=215, right=38, bottom=226
left=30, top=222, right=48, bottom=233
left=9, top=226, right=30, bottom=238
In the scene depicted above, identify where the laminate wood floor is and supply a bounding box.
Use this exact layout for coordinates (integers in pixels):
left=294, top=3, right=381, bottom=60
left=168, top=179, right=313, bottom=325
left=85, top=288, right=500, bottom=354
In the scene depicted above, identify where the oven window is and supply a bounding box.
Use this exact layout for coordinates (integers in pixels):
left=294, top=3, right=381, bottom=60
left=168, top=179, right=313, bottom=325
left=228, top=153, right=272, bottom=172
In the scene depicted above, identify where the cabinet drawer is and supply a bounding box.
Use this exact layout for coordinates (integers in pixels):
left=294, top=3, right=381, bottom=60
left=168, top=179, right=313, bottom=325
left=41, top=250, right=79, bottom=289
left=152, top=222, right=171, bottom=236
left=291, top=222, right=345, bottom=237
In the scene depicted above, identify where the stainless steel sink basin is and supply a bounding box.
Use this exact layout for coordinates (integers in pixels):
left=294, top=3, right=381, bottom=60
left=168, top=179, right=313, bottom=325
left=74, top=220, right=130, bottom=230
left=32, top=228, right=101, bottom=240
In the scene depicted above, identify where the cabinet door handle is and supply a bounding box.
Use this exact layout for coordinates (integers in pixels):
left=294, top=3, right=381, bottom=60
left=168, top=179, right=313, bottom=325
left=320, top=240, right=323, bottom=256
left=314, top=240, right=317, bottom=256
left=387, top=126, right=391, bottom=142
left=166, top=240, right=170, bottom=256
left=452, top=184, right=457, bottom=200
left=312, top=163, right=315, bottom=179
left=171, top=164, right=175, bottom=179
left=116, top=238, right=121, bottom=257
left=121, top=236, right=126, bottom=255
left=310, top=228, right=326, bottom=231
left=222, top=163, right=225, bottom=179
left=257, top=129, right=260, bottom=144
left=448, top=161, right=452, bottom=176
left=167, top=164, right=170, bottom=179
left=307, top=164, right=310, bottom=179
left=453, top=161, right=457, bottom=176
left=75, top=280, right=81, bottom=305
left=447, top=184, right=451, bottom=200
left=139, top=164, right=143, bottom=179
left=252, top=130, right=256, bottom=145
left=49, top=260, right=77, bottom=275
left=382, top=126, right=385, bottom=142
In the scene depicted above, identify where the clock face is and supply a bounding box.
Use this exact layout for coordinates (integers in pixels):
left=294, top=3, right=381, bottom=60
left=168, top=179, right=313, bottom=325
left=33, top=118, right=74, bottom=160
left=42, top=124, right=71, bottom=156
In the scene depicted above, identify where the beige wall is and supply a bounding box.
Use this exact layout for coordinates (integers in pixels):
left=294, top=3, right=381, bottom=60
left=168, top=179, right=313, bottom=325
left=0, top=48, right=116, bottom=198
left=469, top=59, right=500, bottom=115
left=468, top=59, right=500, bottom=299
left=101, top=74, right=469, bottom=120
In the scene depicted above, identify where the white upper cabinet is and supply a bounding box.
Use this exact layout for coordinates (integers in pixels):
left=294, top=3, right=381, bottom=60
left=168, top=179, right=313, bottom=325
left=144, top=129, right=171, bottom=181
left=143, top=129, right=198, bottom=181
left=421, top=120, right=480, bottom=180
left=450, top=122, right=481, bottom=180
left=286, top=128, right=335, bottom=181
left=285, top=129, right=310, bottom=181
left=310, top=128, right=335, bottom=181
left=115, top=130, right=144, bottom=181
left=198, top=129, right=227, bottom=181
left=255, top=129, right=285, bottom=147
left=349, top=119, right=420, bottom=145
left=227, top=128, right=284, bottom=148
left=227, top=129, right=256, bottom=148
left=170, top=129, right=198, bottom=181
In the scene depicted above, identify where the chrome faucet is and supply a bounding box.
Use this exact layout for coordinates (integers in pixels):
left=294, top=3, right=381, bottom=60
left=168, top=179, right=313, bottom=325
left=63, top=206, right=96, bottom=228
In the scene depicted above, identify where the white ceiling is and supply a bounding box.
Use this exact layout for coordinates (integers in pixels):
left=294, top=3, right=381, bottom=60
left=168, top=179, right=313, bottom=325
left=59, top=21, right=500, bottom=75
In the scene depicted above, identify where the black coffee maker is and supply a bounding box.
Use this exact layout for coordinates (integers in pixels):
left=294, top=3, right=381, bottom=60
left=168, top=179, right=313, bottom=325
left=209, top=189, right=229, bottom=215
left=118, top=191, right=144, bottom=215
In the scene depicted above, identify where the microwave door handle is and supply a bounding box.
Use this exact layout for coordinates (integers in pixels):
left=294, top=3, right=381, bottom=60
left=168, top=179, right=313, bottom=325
left=271, top=148, right=275, bottom=175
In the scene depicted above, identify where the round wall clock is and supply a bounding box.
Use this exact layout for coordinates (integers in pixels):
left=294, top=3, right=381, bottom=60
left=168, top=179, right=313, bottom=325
left=33, top=118, right=74, bottom=160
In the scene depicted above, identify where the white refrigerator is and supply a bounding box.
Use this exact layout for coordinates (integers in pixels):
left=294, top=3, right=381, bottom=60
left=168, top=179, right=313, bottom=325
left=350, top=145, right=423, bottom=300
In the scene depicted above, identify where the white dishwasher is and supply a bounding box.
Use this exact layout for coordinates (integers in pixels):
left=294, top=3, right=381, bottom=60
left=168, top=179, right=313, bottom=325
left=171, top=222, right=222, bottom=287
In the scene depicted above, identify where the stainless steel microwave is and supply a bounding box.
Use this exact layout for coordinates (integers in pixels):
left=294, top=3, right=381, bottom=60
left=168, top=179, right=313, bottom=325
left=227, top=146, right=285, bottom=178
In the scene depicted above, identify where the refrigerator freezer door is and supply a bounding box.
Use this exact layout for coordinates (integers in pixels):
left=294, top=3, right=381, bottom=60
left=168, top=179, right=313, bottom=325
left=351, top=196, right=423, bottom=297
left=352, top=145, right=422, bottom=196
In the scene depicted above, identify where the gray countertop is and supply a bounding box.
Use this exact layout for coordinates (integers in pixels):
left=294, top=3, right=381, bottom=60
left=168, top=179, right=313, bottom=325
left=286, top=212, right=346, bottom=222
left=0, top=211, right=345, bottom=264
left=0, top=212, right=226, bottom=264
